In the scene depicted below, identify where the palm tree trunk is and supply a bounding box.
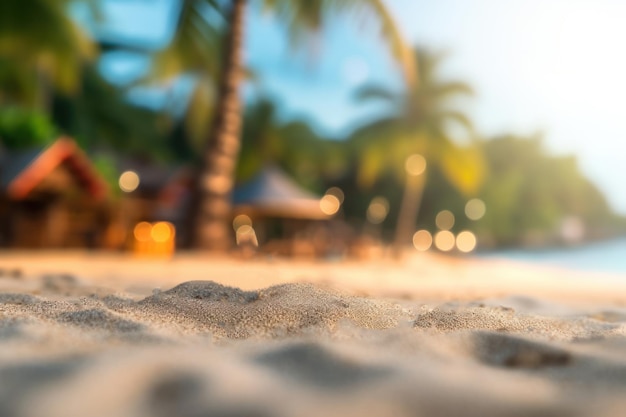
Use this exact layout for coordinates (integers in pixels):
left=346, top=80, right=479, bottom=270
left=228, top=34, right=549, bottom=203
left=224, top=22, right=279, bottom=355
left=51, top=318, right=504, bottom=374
left=392, top=169, right=426, bottom=259
left=187, top=0, right=246, bottom=251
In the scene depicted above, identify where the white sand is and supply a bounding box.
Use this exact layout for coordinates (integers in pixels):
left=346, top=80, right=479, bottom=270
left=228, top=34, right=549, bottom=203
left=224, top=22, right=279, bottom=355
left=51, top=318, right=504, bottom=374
left=1, top=251, right=626, bottom=417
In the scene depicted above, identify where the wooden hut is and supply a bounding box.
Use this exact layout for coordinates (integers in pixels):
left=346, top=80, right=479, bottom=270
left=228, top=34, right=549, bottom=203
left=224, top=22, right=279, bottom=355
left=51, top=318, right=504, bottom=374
left=151, top=165, right=347, bottom=256
left=231, top=166, right=336, bottom=257
left=0, top=137, right=109, bottom=248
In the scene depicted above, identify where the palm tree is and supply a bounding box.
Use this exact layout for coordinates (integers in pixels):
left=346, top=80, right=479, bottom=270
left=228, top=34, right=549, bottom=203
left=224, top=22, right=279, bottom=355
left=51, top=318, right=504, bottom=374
left=177, top=0, right=417, bottom=250
left=0, top=0, right=96, bottom=109
left=349, top=49, right=485, bottom=253
left=144, top=0, right=225, bottom=153
left=351, top=49, right=484, bottom=192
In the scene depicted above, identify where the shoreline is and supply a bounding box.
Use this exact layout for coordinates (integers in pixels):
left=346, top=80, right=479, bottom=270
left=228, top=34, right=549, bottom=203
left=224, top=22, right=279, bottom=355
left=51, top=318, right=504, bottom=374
left=1, top=249, right=625, bottom=304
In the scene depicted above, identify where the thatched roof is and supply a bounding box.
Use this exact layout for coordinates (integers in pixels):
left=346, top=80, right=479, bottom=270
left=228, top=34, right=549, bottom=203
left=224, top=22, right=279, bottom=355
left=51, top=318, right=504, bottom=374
left=233, top=166, right=328, bottom=220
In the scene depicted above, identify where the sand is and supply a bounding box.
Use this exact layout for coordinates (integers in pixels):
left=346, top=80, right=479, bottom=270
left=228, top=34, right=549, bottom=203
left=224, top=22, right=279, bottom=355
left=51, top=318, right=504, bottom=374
left=1, top=251, right=626, bottom=417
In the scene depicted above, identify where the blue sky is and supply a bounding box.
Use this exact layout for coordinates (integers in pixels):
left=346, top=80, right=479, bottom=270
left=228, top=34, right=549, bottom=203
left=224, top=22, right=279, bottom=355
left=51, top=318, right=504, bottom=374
left=89, top=0, right=626, bottom=213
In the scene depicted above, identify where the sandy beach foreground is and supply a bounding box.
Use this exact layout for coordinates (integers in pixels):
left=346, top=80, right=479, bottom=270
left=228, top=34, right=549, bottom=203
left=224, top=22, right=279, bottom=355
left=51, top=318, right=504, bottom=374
left=1, top=251, right=625, bottom=417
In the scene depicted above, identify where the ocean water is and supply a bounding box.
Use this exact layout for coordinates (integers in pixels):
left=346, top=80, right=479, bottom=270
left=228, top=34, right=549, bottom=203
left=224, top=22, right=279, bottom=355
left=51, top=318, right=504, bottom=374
left=485, top=238, right=626, bottom=276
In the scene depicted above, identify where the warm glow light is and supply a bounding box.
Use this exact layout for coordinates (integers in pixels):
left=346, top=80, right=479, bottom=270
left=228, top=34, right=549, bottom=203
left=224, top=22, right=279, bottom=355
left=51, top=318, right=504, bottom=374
left=465, top=199, right=487, bottom=221
left=405, top=154, right=427, bottom=176
left=456, top=231, right=477, bottom=253
left=436, top=210, right=455, bottom=231
left=133, top=222, right=152, bottom=242
left=325, top=187, right=345, bottom=204
left=434, top=230, right=456, bottom=252
left=132, top=221, right=176, bottom=258
left=412, top=230, right=433, bottom=251
left=366, top=196, right=389, bottom=224
left=236, top=224, right=259, bottom=247
left=119, top=171, right=140, bottom=193
left=151, top=222, right=173, bottom=243
left=320, top=194, right=341, bottom=215
left=233, top=214, right=253, bottom=231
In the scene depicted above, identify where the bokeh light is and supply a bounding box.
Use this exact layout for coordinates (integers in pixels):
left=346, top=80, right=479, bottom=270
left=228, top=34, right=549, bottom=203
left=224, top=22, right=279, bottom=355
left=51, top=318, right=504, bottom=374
left=151, top=222, right=173, bottom=243
left=233, top=214, right=253, bottom=231
left=436, top=210, right=455, bottom=231
left=456, top=231, right=477, bottom=253
left=325, top=187, right=345, bottom=204
left=119, top=171, right=140, bottom=193
left=465, top=199, right=487, bottom=221
left=434, top=230, right=456, bottom=252
left=366, top=196, right=390, bottom=224
left=235, top=224, right=259, bottom=247
left=405, top=154, right=427, bottom=176
left=133, top=222, right=152, bottom=242
left=412, top=230, right=433, bottom=251
left=320, top=194, right=341, bottom=215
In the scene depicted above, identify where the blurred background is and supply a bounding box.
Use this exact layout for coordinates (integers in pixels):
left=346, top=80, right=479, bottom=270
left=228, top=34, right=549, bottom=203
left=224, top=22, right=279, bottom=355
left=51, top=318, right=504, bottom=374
left=1, top=0, right=626, bottom=270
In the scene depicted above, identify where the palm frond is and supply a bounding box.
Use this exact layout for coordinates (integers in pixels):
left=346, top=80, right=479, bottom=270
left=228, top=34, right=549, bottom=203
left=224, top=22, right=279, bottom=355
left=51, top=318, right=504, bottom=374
left=149, top=0, right=223, bottom=83
left=439, top=110, right=474, bottom=133
left=184, top=77, right=216, bottom=149
left=361, top=0, right=417, bottom=87
left=261, top=0, right=417, bottom=87
left=353, top=84, right=399, bottom=104
left=431, top=81, right=474, bottom=98
left=437, top=141, right=486, bottom=196
left=0, top=0, right=95, bottom=96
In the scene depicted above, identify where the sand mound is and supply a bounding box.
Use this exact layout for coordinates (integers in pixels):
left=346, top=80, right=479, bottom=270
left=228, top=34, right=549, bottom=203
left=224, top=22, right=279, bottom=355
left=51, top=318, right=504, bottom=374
left=1, top=272, right=626, bottom=417
left=134, top=281, right=407, bottom=339
left=58, top=309, right=144, bottom=333
left=414, top=303, right=623, bottom=341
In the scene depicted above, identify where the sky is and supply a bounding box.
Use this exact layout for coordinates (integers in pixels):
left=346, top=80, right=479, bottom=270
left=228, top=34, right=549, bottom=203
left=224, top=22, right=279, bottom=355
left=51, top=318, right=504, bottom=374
left=90, top=0, right=626, bottom=213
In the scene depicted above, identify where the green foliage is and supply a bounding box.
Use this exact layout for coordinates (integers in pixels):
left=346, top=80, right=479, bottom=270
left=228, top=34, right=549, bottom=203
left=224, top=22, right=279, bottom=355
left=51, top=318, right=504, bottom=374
left=475, top=135, right=618, bottom=247
left=0, top=107, right=57, bottom=149
left=350, top=48, right=485, bottom=195
left=52, top=64, right=171, bottom=159
left=237, top=97, right=348, bottom=192
left=0, top=0, right=95, bottom=106
left=92, top=154, right=121, bottom=197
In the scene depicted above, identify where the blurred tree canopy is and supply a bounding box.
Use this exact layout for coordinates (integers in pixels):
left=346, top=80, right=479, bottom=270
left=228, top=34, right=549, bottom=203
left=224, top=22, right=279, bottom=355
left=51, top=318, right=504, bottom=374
left=350, top=49, right=485, bottom=195
left=0, top=107, right=57, bottom=150
left=237, top=97, right=348, bottom=191
left=0, top=0, right=96, bottom=109
left=473, top=135, right=621, bottom=247
left=0, top=1, right=623, bottom=250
